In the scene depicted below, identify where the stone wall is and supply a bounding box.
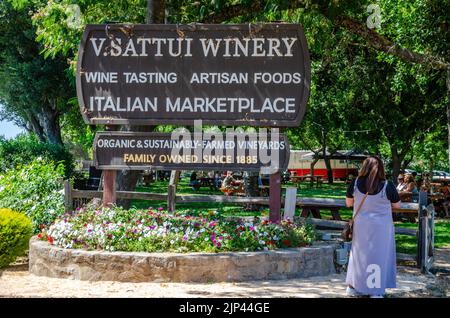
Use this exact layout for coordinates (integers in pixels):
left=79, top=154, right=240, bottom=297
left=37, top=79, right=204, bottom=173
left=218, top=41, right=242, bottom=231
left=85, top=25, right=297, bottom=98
left=29, top=237, right=338, bottom=283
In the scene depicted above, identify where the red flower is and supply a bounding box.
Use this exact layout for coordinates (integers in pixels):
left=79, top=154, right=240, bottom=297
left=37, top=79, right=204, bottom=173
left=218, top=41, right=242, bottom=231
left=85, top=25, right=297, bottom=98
left=40, top=224, right=44, bottom=230
left=282, top=239, right=291, bottom=247
left=47, top=236, right=54, bottom=245
left=37, top=233, right=42, bottom=239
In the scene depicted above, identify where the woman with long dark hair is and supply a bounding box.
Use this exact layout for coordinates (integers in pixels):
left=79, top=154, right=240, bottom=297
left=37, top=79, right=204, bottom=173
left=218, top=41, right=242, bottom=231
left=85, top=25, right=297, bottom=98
left=345, top=156, right=401, bottom=298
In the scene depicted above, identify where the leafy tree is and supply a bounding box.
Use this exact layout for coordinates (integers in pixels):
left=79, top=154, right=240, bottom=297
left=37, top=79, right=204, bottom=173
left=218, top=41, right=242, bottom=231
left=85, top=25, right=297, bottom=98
left=0, top=0, right=75, bottom=144
left=5, top=0, right=449, bottom=195
left=0, top=133, right=75, bottom=178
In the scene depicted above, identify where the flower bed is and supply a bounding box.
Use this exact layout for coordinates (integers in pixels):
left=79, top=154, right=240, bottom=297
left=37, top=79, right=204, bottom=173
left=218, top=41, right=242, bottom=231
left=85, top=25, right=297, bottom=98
left=38, top=206, right=316, bottom=253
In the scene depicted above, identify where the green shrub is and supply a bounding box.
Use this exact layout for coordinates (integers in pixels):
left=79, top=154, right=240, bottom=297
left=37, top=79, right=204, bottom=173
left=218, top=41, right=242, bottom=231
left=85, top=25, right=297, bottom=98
left=0, top=158, right=65, bottom=233
left=0, top=134, right=74, bottom=178
left=0, top=208, right=32, bottom=268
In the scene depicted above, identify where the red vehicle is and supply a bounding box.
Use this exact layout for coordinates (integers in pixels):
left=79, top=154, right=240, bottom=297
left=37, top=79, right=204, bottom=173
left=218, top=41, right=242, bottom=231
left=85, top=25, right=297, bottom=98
left=287, top=150, right=361, bottom=181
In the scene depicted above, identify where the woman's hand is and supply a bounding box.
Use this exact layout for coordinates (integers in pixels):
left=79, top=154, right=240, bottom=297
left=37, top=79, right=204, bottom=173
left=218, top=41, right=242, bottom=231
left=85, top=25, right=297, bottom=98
left=392, top=201, right=401, bottom=209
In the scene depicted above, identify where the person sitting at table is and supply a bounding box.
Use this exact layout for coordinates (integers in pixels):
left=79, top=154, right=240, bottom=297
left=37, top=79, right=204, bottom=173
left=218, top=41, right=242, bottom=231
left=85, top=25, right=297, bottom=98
left=421, top=172, right=432, bottom=192
left=214, top=171, right=222, bottom=190
left=220, top=171, right=243, bottom=196
left=441, top=182, right=450, bottom=218
left=258, top=174, right=263, bottom=187
left=404, top=174, right=418, bottom=193
left=411, top=171, right=418, bottom=183
left=396, top=174, right=407, bottom=192
left=398, top=174, right=418, bottom=203
left=189, top=171, right=200, bottom=191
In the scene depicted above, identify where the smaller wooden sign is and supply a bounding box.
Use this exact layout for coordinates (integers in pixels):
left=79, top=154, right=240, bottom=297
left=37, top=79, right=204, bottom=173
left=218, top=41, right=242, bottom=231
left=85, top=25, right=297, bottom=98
left=93, top=131, right=290, bottom=171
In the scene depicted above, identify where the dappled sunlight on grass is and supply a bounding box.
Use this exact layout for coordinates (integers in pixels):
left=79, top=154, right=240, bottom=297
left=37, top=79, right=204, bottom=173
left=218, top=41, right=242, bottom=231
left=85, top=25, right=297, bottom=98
left=395, top=219, right=450, bottom=254
left=130, top=179, right=449, bottom=256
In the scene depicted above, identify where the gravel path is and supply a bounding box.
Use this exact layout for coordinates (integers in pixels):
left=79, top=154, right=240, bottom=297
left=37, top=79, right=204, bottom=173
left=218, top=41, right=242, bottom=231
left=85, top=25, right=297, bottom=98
left=0, top=264, right=446, bottom=298
left=1, top=245, right=449, bottom=298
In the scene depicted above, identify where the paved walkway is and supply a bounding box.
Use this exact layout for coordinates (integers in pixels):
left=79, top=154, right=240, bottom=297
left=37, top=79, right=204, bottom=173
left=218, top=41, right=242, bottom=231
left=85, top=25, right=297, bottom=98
left=1, top=245, right=449, bottom=298
left=0, top=264, right=446, bottom=298
left=434, top=245, right=450, bottom=272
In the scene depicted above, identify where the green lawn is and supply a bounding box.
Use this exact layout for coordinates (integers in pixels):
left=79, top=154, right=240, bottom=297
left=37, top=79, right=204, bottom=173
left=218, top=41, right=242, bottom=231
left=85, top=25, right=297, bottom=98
left=130, top=178, right=449, bottom=255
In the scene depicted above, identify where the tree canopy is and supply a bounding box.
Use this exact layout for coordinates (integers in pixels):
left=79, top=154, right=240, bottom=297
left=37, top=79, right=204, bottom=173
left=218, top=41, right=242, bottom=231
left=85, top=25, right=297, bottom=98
left=1, top=0, right=448, bottom=178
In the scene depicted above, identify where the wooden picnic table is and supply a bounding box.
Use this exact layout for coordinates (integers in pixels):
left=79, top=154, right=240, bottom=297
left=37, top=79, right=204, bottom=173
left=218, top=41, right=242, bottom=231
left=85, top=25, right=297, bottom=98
left=297, top=197, right=419, bottom=221
left=399, top=191, right=444, bottom=202
left=290, top=175, right=323, bottom=188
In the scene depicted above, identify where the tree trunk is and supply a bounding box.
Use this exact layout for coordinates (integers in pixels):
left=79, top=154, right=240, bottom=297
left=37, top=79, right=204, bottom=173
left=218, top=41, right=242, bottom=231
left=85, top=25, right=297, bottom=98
left=40, top=107, right=62, bottom=145
left=428, top=158, right=434, bottom=176
left=116, top=125, right=155, bottom=208
left=391, top=146, right=403, bottom=184
left=447, top=69, right=450, bottom=170
left=310, top=156, right=319, bottom=187
left=310, top=157, right=319, bottom=176
left=321, top=130, right=333, bottom=184
left=115, top=0, right=165, bottom=209
left=323, top=152, right=333, bottom=184
left=25, top=111, right=46, bottom=142
left=147, top=0, right=166, bottom=23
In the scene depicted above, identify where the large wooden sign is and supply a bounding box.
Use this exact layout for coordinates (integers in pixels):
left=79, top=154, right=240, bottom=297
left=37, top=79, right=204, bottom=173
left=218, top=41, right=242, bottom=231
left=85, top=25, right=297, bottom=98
left=76, top=24, right=310, bottom=127
left=93, top=131, right=290, bottom=171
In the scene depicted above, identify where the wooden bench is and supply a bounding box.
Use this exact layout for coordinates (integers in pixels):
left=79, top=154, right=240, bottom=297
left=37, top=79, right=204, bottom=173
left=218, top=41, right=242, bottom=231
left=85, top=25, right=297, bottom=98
left=291, top=175, right=324, bottom=188
left=297, top=197, right=419, bottom=221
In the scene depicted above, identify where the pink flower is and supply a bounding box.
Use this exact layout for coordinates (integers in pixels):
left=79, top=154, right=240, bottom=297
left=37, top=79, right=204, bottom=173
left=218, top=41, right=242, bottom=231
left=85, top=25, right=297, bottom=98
left=158, top=207, right=163, bottom=211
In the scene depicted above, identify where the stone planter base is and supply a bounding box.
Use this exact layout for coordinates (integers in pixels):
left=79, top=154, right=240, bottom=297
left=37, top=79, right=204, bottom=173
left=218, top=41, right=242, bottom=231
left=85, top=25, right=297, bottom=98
left=29, top=237, right=338, bottom=283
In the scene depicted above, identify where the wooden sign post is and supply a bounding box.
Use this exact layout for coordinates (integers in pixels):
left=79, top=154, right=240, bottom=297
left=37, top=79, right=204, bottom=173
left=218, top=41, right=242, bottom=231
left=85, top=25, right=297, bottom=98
left=167, top=170, right=181, bottom=212
left=269, top=172, right=282, bottom=223
left=102, top=126, right=117, bottom=207
left=102, top=170, right=116, bottom=207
